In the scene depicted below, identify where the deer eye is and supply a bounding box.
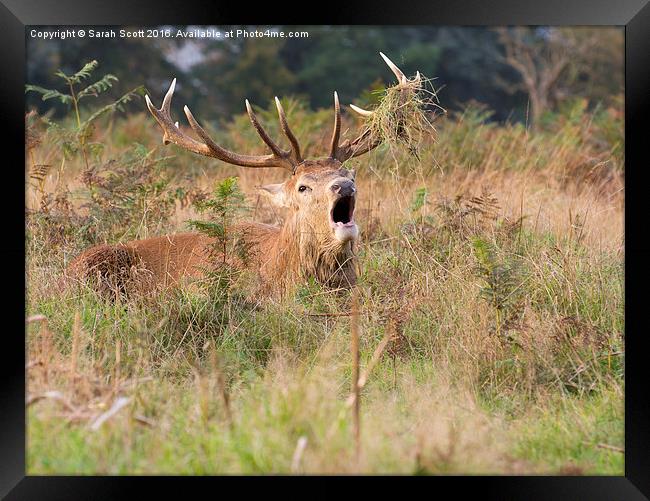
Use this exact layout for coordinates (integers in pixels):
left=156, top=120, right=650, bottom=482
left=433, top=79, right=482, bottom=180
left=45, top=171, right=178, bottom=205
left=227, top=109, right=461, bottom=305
left=298, top=185, right=310, bottom=193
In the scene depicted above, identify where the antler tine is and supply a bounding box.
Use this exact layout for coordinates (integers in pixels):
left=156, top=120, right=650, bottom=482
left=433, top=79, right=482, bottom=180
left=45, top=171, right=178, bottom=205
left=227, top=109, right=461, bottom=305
left=161, top=77, right=176, bottom=113
left=349, top=104, right=374, bottom=117
left=274, top=97, right=303, bottom=163
left=145, top=79, right=211, bottom=152
left=182, top=105, right=236, bottom=158
left=335, top=130, right=381, bottom=163
left=329, top=91, right=341, bottom=159
left=146, top=79, right=294, bottom=170
left=245, top=99, right=291, bottom=161
left=380, top=51, right=407, bottom=84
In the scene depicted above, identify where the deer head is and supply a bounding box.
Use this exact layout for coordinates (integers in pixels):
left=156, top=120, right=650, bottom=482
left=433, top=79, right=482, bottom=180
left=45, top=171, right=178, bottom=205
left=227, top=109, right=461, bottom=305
left=259, top=158, right=359, bottom=245
left=145, top=53, right=419, bottom=287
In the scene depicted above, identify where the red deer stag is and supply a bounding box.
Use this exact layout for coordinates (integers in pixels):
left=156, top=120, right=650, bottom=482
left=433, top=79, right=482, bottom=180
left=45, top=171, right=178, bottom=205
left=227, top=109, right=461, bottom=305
left=65, top=53, right=420, bottom=297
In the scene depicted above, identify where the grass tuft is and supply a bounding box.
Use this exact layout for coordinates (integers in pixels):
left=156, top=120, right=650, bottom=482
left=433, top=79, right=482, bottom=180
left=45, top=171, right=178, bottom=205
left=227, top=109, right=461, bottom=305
left=360, top=74, right=442, bottom=163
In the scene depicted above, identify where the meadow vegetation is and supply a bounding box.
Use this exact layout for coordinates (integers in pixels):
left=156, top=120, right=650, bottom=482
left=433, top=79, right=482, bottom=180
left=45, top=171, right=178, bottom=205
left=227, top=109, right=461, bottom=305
left=26, top=77, right=624, bottom=474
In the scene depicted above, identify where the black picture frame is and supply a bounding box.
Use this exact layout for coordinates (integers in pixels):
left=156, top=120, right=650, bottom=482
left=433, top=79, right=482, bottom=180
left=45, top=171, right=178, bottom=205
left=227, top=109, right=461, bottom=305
left=3, top=1, right=648, bottom=498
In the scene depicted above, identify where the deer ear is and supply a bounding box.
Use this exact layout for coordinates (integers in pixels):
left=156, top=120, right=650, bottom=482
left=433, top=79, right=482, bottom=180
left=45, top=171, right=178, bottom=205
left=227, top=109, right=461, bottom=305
left=258, top=183, right=289, bottom=208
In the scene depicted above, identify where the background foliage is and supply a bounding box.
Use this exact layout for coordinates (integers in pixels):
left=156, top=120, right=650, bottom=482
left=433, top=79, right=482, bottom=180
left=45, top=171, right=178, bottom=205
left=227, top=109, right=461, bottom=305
left=27, top=26, right=623, bottom=124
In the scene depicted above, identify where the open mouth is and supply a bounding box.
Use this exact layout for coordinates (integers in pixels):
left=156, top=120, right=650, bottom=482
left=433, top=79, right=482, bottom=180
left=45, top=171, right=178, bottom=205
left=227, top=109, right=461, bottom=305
left=330, top=195, right=356, bottom=228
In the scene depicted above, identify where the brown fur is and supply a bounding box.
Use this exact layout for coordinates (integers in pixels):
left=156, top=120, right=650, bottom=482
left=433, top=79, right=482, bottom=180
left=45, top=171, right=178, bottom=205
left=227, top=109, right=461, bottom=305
left=64, top=161, right=358, bottom=298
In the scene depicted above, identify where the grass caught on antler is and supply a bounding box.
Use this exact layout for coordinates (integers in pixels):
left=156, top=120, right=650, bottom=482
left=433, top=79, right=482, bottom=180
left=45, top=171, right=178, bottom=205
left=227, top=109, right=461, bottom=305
left=360, top=74, right=442, bottom=159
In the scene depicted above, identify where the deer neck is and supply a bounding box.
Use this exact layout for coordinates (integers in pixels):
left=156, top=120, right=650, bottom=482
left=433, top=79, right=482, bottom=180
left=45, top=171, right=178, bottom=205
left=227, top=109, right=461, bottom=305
left=271, top=213, right=356, bottom=289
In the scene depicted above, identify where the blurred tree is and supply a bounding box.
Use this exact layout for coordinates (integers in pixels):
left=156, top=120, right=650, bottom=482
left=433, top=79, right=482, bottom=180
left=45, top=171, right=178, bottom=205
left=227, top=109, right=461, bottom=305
left=494, top=27, right=619, bottom=127
left=561, top=27, right=624, bottom=111
left=424, top=27, right=522, bottom=121
left=191, top=35, right=296, bottom=121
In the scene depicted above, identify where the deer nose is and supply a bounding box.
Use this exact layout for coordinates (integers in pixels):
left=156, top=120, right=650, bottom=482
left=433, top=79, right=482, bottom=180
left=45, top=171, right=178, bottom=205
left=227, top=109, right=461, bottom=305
left=331, top=180, right=356, bottom=197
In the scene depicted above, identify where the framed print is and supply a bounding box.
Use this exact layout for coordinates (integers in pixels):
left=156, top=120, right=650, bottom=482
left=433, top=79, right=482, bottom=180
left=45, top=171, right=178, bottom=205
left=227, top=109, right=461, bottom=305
left=2, top=0, right=649, bottom=498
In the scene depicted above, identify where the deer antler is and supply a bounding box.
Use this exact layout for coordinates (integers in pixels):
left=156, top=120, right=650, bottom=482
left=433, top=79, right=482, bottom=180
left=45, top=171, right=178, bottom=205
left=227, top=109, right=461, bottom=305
left=145, top=79, right=296, bottom=171
left=274, top=97, right=303, bottom=163
left=147, top=52, right=420, bottom=171
left=330, top=52, right=421, bottom=163
left=330, top=89, right=379, bottom=161
left=329, top=91, right=342, bottom=159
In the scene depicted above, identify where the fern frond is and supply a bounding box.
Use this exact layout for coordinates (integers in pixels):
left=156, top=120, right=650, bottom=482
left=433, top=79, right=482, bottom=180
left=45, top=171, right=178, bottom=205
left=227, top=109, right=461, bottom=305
left=78, top=85, right=146, bottom=136
left=77, top=74, right=119, bottom=100
left=25, top=85, right=73, bottom=105
left=30, top=164, right=52, bottom=183
left=187, top=220, right=226, bottom=239
left=472, top=237, right=493, bottom=270
left=56, top=60, right=99, bottom=84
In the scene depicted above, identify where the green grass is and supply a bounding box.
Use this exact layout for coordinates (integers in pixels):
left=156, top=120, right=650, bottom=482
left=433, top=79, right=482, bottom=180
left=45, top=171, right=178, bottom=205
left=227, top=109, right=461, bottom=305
left=512, top=385, right=624, bottom=474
